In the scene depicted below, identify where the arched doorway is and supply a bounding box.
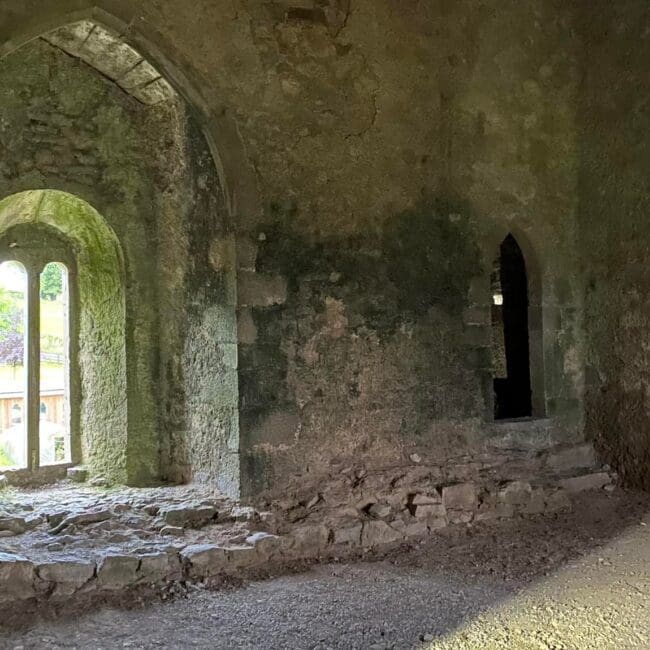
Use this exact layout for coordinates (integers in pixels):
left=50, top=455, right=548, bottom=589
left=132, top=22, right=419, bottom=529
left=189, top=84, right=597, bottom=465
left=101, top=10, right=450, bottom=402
left=491, top=234, right=533, bottom=419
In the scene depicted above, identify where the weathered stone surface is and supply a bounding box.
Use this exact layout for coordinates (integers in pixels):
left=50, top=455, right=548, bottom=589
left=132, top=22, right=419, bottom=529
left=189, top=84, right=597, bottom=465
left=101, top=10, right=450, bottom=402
left=442, top=483, right=477, bottom=511
left=138, top=552, right=179, bottom=583
left=333, top=523, right=362, bottom=546
left=411, top=492, right=441, bottom=506
left=446, top=510, right=473, bottom=525
left=427, top=517, right=447, bottom=530
left=246, top=532, right=281, bottom=557
left=545, top=489, right=572, bottom=512
left=0, top=553, right=35, bottom=603
left=403, top=521, right=429, bottom=537
left=50, top=509, right=111, bottom=534
left=67, top=467, right=89, bottom=483
left=498, top=481, right=533, bottom=505
left=559, top=473, right=611, bottom=493
left=290, top=525, right=330, bottom=556
left=413, top=504, right=446, bottom=519
left=160, top=525, right=184, bottom=537
left=160, top=505, right=217, bottom=529
left=225, top=546, right=257, bottom=569
left=180, top=544, right=228, bottom=577
left=0, top=475, right=8, bottom=490
left=0, top=516, right=27, bottom=535
left=367, top=503, right=391, bottom=519
left=520, top=489, right=546, bottom=515
left=97, top=554, right=140, bottom=589
left=37, top=559, right=95, bottom=595
left=546, top=444, right=597, bottom=473
left=361, top=521, right=403, bottom=548
left=238, top=271, right=287, bottom=307
left=229, top=506, right=257, bottom=522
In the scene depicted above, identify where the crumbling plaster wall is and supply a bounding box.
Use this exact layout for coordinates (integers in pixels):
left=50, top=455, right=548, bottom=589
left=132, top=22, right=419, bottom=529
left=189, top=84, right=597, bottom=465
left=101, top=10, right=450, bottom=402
left=220, top=0, right=586, bottom=495
left=0, top=39, right=235, bottom=487
left=0, top=0, right=591, bottom=496
left=577, top=0, right=650, bottom=491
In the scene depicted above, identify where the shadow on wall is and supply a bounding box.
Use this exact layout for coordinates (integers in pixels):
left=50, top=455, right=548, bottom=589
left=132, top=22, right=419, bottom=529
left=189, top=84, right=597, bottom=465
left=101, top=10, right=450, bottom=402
left=240, top=195, right=487, bottom=494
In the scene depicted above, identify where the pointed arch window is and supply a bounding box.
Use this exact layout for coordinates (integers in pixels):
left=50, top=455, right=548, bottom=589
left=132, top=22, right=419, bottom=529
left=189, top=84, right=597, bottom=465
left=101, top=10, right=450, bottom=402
left=491, top=234, right=534, bottom=420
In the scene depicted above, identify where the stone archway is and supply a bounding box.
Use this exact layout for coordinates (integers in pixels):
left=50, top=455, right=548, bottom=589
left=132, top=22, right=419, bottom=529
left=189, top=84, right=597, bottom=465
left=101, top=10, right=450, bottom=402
left=0, top=2, right=262, bottom=225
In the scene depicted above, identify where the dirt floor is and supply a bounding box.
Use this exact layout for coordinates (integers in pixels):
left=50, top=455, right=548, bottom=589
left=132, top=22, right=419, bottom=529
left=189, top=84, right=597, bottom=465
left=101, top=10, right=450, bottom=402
left=1, top=489, right=648, bottom=649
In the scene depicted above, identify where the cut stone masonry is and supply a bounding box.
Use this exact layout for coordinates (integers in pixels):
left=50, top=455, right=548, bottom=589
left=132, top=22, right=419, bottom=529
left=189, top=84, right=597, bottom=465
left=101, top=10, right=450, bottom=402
left=0, top=441, right=614, bottom=614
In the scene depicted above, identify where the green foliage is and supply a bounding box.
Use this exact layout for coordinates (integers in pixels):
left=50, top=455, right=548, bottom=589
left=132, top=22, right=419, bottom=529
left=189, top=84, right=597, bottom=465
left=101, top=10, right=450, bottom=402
left=0, top=287, right=12, bottom=332
left=40, top=263, right=63, bottom=300
left=0, top=446, right=15, bottom=467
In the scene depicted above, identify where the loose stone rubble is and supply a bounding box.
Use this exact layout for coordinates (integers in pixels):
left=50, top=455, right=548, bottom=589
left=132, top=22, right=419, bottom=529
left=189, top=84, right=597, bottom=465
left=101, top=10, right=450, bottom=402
left=0, top=442, right=616, bottom=616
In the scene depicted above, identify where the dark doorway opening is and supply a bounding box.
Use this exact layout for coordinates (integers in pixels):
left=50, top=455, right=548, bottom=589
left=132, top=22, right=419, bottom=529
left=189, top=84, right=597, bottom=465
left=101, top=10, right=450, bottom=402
left=491, top=234, right=532, bottom=419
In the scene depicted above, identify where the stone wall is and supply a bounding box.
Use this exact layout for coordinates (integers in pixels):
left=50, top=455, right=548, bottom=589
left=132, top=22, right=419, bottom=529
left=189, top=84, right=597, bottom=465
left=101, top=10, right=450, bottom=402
left=0, top=39, right=237, bottom=488
left=0, top=0, right=644, bottom=496
left=577, top=1, right=650, bottom=491
left=0, top=457, right=613, bottom=617
left=232, top=0, right=586, bottom=495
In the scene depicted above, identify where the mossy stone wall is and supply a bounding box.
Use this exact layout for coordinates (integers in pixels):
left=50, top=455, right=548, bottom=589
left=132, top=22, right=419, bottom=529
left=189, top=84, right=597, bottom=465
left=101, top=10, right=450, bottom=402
left=0, top=40, right=237, bottom=489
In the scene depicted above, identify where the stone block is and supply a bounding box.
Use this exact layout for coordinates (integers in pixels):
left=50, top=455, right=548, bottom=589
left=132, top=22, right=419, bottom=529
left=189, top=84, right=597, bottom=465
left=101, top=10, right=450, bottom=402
left=474, top=506, right=499, bottom=522
left=545, top=489, right=572, bottom=512
left=368, top=503, right=392, bottom=519
left=67, top=466, right=89, bottom=483
left=97, top=554, right=140, bottom=589
left=161, top=525, right=184, bottom=537
left=225, top=546, right=257, bottom=569
left=50, top=509, right=111, bottom=534
left=442, top=483, right=477, bottom=511
left=0, top=552, right=35, bottom=603
left=0, top=516, right=27, bottom=535
left=181, top=544, right=228, bottom=578
left=333, top=523, right=362, bottom=545
left=403, top=521, right=429, bottom=537
left=238, top=270, right=287, bottom=307
left=361, top=521, right=403, bottom=548
left=237, top=308, right=258, bottom=344
left=523, top=489, right=546, bottom=514
left=498, top=481, right=532, bottom=505
left=246, top=532, right=281, bottom=558
left=290, top=525, right=330, bottom=557
left=446, top=510, right=473, bottom=525
left=411, top=492, right=441, bottom=506
left=37, top=559, right=95, bottom=595
left=546, top=444, right=597, bottom=473
left=229, top=506, right=257, bottom=522
left=413, top=503, right=446, bottom=519
left=138, top=551, right=179, bottom=583
left=559, top=472, right=610, bottom=493
left=160, top=504, right=217, bottom=529
left=427, top=517, right=447, bottom=530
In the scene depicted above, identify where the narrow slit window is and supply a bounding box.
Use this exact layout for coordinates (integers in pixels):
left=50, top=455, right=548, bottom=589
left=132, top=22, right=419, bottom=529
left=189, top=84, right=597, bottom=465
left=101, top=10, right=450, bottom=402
left=39, top=262, right=71, bottom=465
left=492, top=234, right=533, bottom=420
left=0, top=261, right=28, bottom=469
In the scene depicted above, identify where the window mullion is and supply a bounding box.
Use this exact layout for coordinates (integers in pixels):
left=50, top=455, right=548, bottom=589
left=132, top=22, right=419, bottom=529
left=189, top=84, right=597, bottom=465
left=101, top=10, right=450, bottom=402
left=26, top=267, right=41, bottom=470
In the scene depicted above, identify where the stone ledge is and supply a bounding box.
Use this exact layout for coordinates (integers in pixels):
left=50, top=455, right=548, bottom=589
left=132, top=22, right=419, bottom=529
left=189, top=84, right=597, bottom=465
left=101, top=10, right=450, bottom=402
left=0, top=465, right=615, bottom=615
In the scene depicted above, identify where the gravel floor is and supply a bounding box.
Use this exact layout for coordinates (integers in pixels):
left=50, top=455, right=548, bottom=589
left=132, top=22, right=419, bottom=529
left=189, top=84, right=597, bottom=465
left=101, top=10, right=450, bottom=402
left=2, top=490, right=649, bottom=650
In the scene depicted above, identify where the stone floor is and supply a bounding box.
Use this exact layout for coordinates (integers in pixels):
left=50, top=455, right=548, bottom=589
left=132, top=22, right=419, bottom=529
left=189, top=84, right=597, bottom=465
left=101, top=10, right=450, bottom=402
left=0, top=483, right=267, bottom=564
left=1, top=489, right=648, bottom=649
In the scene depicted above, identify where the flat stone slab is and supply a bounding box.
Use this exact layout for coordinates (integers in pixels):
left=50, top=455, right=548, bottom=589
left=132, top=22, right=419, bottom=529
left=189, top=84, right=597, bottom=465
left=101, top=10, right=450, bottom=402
left=559, top=472, right=611, bottom=493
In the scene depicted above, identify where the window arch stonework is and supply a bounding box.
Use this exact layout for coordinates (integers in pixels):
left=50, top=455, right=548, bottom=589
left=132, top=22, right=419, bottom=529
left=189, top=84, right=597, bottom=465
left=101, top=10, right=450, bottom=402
left=0, top=190, right=127, bottom=481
